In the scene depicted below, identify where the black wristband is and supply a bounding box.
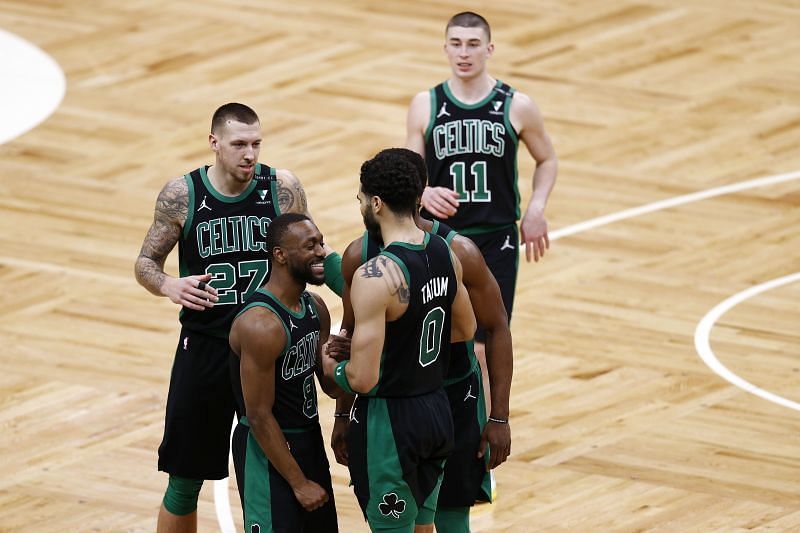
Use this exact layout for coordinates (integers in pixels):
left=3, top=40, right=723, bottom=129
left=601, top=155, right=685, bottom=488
left=334, top=412, right=349, bottom=418
left=487, top=416, right=508, bottom=424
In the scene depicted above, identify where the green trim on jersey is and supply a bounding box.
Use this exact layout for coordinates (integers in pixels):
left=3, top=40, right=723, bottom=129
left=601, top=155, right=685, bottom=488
left=236, top=300, right=291, bottom=358
left=199, top=166, right=258, bottom=203
left=255, top=288, right=309, bottom=319
left=431, top=220, right=457, bottom=244
left=383, top=231, right=430, bottom=252
left=424, top=87, right=438, bottom=142
left=361, top=231, right=370, bottom=264
left=379, top=250, right=410, bottom=287
left=443, top=79, right=502, bottom=110
left=239, top=415, right=315, bottom=434
left=182, top=173, right=196, bottom=241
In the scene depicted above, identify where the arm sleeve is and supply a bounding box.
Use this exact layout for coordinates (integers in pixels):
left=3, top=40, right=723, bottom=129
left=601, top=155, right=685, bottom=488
left=324, top=251, right=344, bottom=297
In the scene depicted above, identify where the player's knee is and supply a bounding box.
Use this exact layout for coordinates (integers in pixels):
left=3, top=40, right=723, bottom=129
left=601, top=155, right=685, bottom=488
left=162, top=475, right=203, bottom=516
left=434, top=506, right=470, bottom=533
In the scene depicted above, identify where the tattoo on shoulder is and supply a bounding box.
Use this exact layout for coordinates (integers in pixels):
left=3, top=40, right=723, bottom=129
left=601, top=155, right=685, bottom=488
left=157, top=178, right=189, bottom=222
left=360, top=257, right=410, bottom=304
left=277, top=171, right=308, bottom=214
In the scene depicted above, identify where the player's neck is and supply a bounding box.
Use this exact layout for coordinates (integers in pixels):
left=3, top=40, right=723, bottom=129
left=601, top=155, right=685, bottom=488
left=447, top=74, right=495, bottom=104
left=414, top=212, right=433, bottom=233
left=206, top=164, right=252, bottom=197
left=380, top=216, right=425, bottom=247
left=264, top=274, right=304, bottom=312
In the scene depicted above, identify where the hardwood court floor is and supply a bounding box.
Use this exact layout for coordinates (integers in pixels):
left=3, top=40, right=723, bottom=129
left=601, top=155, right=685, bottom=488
left=1, top=1, right=799, bottom=531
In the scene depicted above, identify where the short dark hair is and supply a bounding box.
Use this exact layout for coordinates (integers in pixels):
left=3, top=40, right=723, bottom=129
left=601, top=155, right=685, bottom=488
left=446, top=11, right=491, bottom=42
left=360, top=149, right=422, bottom=216
left=211, top=103, right=260, bottom=134
left=383, top=148, right=427, bottom=189
left=265, top=213, right=311, bottom=260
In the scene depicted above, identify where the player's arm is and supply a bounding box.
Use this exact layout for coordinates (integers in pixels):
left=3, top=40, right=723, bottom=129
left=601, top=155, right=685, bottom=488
left=310, top=293, right=341, bottom=399
left=449, top=248, right=477, bottom=343
left=326, top=237, right=362, bottom=465
left=275, top=168, right=311, bottom=217
left=511, top=91, right=558, bottom=262
left=134, top=177, right=218, bottom=309
left=233, top=309, right=329, bottom=512
left=406, top=90, right=459, bottom=218
left=453, top=235, right=513, bottom=468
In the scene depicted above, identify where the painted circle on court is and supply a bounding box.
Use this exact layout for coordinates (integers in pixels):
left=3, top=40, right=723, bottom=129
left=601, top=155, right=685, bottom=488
left=0, top=28, right=65, bottom=145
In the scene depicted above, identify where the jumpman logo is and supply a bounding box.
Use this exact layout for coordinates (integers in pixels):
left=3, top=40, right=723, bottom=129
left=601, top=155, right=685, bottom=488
left=197, top=195, right=212, bottom=212
left=500, top=234, right=515, bottom=251
left=437, top=102, right=451, bottom=118
left=350, top=407, right=359, bottom=424
left=464, top=384, right=477, bottom=402
left=289, top=318, right=298, bottom=331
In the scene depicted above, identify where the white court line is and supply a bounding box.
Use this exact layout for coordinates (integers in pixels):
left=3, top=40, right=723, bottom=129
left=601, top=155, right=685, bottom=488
left=548, top=170, right=800, bottom=241
left=694, top=272, right=800, bottom=411
left=216, top=171, right=800, bottom=531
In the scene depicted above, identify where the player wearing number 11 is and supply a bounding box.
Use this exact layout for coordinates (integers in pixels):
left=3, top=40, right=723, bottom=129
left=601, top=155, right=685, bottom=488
left=134, top=103, right=313, bottom=532
left=406, top=11, right=558, bottom=337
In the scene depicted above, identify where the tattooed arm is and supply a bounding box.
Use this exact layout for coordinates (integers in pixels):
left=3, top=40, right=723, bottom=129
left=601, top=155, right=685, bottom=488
left=134, top=177, right=218, bottom=310
left=275, top=169, right=310, bottom=216
left=322, top=255, right=409, bottom=393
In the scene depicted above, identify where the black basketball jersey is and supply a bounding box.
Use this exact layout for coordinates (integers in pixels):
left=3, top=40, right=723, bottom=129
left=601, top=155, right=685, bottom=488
left=422, top=80, right=520, bottom=233
left=360, top=221, right=473, bottom=381
left=363, top=232, right=457, bottom=397
left=179, top=164, right=280, bottom=337
left=232, top=288, right=321, bottom=430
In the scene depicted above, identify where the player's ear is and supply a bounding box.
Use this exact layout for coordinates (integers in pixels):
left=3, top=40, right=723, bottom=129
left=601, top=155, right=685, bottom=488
left=486, top=42, right=494, bottom=57
left=209, top=133, right=219, bottom=152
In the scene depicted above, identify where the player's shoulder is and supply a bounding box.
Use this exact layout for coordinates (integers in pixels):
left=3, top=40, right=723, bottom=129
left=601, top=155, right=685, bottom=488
left=449, top=233, right=482, bottom=263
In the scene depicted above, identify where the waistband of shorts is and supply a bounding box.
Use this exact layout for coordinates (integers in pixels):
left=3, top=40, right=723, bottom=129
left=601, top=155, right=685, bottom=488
left=239, top=415, right=318, bottom=433
left=443, top=353, right=481, bottom=386
left=458, top=222, right=516, bottom=236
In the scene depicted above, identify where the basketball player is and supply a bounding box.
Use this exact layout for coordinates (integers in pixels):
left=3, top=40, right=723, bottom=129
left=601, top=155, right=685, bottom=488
left=329, top=149, right=512, bottom=532
left=134, top=103, right=312, bottom=533
left=229, top=213, right=339, bottom=532
left=322, top=149, right=476, bottom=533
left=406, top=11, right=558, bottom=398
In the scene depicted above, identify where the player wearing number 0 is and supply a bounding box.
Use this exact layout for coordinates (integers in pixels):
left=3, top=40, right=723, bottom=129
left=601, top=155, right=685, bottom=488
left=134, top=103, right=313, bottom=533
left=323, top=149, right=477, bottom=533
left=229, top=213, right=340, bottom=532
left=406, top=12, right=557, bottom=406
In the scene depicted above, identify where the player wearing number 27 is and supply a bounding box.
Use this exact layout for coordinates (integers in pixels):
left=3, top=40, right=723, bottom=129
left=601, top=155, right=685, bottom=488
left=134, top=103, right=312, bottom=533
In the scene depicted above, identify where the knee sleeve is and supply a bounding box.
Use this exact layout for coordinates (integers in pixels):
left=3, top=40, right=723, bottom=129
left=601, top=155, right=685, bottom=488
left=163, top=475, right=204, bottom=516
left=434, top=506, right=470, bottom=533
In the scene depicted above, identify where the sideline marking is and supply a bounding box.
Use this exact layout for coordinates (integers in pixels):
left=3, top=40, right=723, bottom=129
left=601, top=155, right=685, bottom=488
left=216, top=171, right=800, bottom=530
left=694, top=272, right=800, bottom=411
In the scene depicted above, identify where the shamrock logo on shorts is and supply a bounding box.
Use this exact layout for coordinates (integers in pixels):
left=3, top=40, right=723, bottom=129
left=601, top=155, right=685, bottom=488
left=378, top=492, right=406, bottom=519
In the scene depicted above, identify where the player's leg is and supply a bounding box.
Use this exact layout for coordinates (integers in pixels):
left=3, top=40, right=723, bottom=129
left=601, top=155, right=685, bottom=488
left=348, top=397, right=419, bottom=533
left=435, top=365, right=491, bottom=532
left=157, top=329, right=236, bottom=532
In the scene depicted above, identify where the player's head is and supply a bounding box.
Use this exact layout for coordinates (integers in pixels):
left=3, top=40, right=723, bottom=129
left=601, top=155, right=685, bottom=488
left=209, top=103, right=262, bottom=184
left=358, top=149, right=422, bottom=239
left=444, top=12, right=493, bottom=79
left=383, top=147, right=427, bottom=189
left=265, top=213, right=325, bottom=286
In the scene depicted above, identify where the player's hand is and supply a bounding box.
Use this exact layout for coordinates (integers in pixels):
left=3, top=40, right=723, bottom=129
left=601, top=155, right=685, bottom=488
left=292, top=479, right=329, bottom=512
left=478, top=418, right=511, bottom=470
left=162, top=274, right=219, bottom=310
left=331, top=416, right=350, bottom=466
left=325, top=329, right=351, bottom=362
left=321, top=343, right=339, bottom=380
left=421, top=186, right=460, bottom=218
left=520, top=206, right=549, bottom=262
